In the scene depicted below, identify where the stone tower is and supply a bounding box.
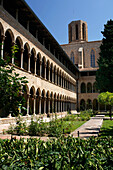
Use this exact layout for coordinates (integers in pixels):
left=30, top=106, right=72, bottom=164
left=68, top=20, right=88, bottom=43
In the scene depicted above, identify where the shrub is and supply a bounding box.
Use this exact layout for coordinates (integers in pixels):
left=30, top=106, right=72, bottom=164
left=0, top=136, right=113, bottom=169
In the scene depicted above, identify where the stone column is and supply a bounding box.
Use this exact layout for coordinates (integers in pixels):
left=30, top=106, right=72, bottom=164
left=48, top=66, right=50, bottom=81
left=33, top=95, right=36, bottom=116
left=44, top=64, right=47, bottom=80
left=21, top=48, right=24, bottom=69
left=44, top=97, right=46, bottom=114
left=55, top=70, right=57, bottom=84
left=26, top=94, right=30, bottom=116
left=58, top=100, right=60, bottom=112
left=1, top=35, right=5, bottom=59
left=61, top=75, right=62, bottom=87
left=52, top=98, right=54, bottom=113
left=92, top=84, right=93, bottom=93
left=55, top=100, right=57, bottom=113
left=40, top=60, right=42, bottom=77
left=48, top=98, right=50, bottom=114
left=61, top=100, right=62, bottom=112
left=52, top=69, right=54, bottom=83
left=28, top=53, right=31, bottom=73
left=12, top=42, right=15, bottom=64
left=63, top=101, right=64, bottom=112
left=59, top=74, right=60, bottom=86
left=34, top=57, right=37, bottom=75
left=39, top=96, right=41, bottom=114
left=58, top=73, right=59, bottom=85
left=63, top=76, right=64, bottom=88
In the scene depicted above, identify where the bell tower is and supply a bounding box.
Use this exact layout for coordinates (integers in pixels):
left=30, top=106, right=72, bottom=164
left=68, top=20, right=88, bottom=43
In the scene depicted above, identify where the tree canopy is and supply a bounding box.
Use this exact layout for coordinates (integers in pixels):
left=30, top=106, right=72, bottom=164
left=96, top=19, right=113, bottom=92
left=98, top=91, right=113, bottom=118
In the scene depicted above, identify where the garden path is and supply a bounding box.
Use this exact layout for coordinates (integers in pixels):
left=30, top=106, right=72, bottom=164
left=70, top=115, right=105, bottom=138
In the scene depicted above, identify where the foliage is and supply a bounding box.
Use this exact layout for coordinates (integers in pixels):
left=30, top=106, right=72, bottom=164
left=79, top=109, right=93, bottom=121
left=98, top=92, right=113, bottom=118
left=100, top=120, right=113, bottom=137
left=98, top=92, right=113, bottom=106
left=7, top=115, right=86, bottom=137
left=28, top=117, right=47, bottom=136
left=0, top=45, right=28, bottom=117
left=96, top=19, right=113, bottom=92
left=0, top=136, right=113, bottom=169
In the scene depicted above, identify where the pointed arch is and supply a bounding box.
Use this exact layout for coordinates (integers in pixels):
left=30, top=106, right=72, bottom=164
left=4, top=29, right=14, bottom=62
left=23, top=43, right=30, bottom=71
left=81, top=82, right=86, bottom=93
left=15, top=36, right=23, bottom=67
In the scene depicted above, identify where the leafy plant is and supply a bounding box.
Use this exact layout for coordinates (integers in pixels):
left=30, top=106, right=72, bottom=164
left=0, top=45, right=28, bottom=117
left=0, top=136, right=113, bottom=169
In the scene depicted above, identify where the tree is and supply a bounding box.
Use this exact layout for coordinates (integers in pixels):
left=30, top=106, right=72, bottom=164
left=98, top=92, right=113, bottom=119
left=0, top=45, right=28, bottom=117
left=96, top=19, right=113, bottom=92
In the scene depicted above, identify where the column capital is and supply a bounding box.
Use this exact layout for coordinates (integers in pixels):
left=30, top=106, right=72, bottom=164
left=40, top=60, right=42, bottom=65
left=34, top=95, right=36, bottom=99
left=27, top=94, right=30, bottom=98
left=44, top=63, right=47, bottom=68
left=48, top=66, right=51, bottom=70
left=34, top=57, right=37, bottom=62
left=1, top=34, right=5, bottom=41
left=12, top=41, right=15, bottom=46
left=21, top=48, right=24, bottom=53
left=28, top=53, right=31, bottom=58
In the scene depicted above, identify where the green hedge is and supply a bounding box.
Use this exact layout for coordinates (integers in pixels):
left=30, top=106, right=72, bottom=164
left=0, top=136, right=113, bottom=169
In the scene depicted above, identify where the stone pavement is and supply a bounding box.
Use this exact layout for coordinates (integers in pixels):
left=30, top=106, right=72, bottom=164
left=70, top=115, right=105, bottom=139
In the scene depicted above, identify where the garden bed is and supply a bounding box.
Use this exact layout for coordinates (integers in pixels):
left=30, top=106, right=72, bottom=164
left=6, top=115, right=86, bottom=137
left=0, top=136, right=113, bottom=169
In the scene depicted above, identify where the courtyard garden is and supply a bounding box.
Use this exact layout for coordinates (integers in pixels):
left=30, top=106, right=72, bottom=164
left=6, top=110, right=93, bottom=137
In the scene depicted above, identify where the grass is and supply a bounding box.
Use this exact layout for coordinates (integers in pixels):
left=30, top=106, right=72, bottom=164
left=62, top=120, right=86, bottom=134
left=99, top=120, right=113, bottom=137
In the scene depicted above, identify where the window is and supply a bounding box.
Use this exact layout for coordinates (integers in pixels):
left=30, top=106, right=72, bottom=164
left=70, top=52, right=75, bottom=64
left=90, top=49, right=95, bottom=67
left=82, top=23, right=85, bottom=40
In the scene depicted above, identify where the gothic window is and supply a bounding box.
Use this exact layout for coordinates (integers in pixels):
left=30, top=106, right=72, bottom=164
left=87, top=82, right=92, bottom=93
left=82, top=23, right=85, bottom=40
left=70, top=26, right=72, bottom=42
left=70, top=51, right=75, bottom=64
left=91, top=49, right=95, bottom=67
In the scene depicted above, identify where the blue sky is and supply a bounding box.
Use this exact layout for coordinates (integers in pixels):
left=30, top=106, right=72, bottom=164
left=25, top=0, right=113, bottom=45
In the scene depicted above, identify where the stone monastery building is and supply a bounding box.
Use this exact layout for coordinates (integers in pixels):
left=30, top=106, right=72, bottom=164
left=61, top=21, right=102, bottom=111
left=0, top=0, right=102, bottom=117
